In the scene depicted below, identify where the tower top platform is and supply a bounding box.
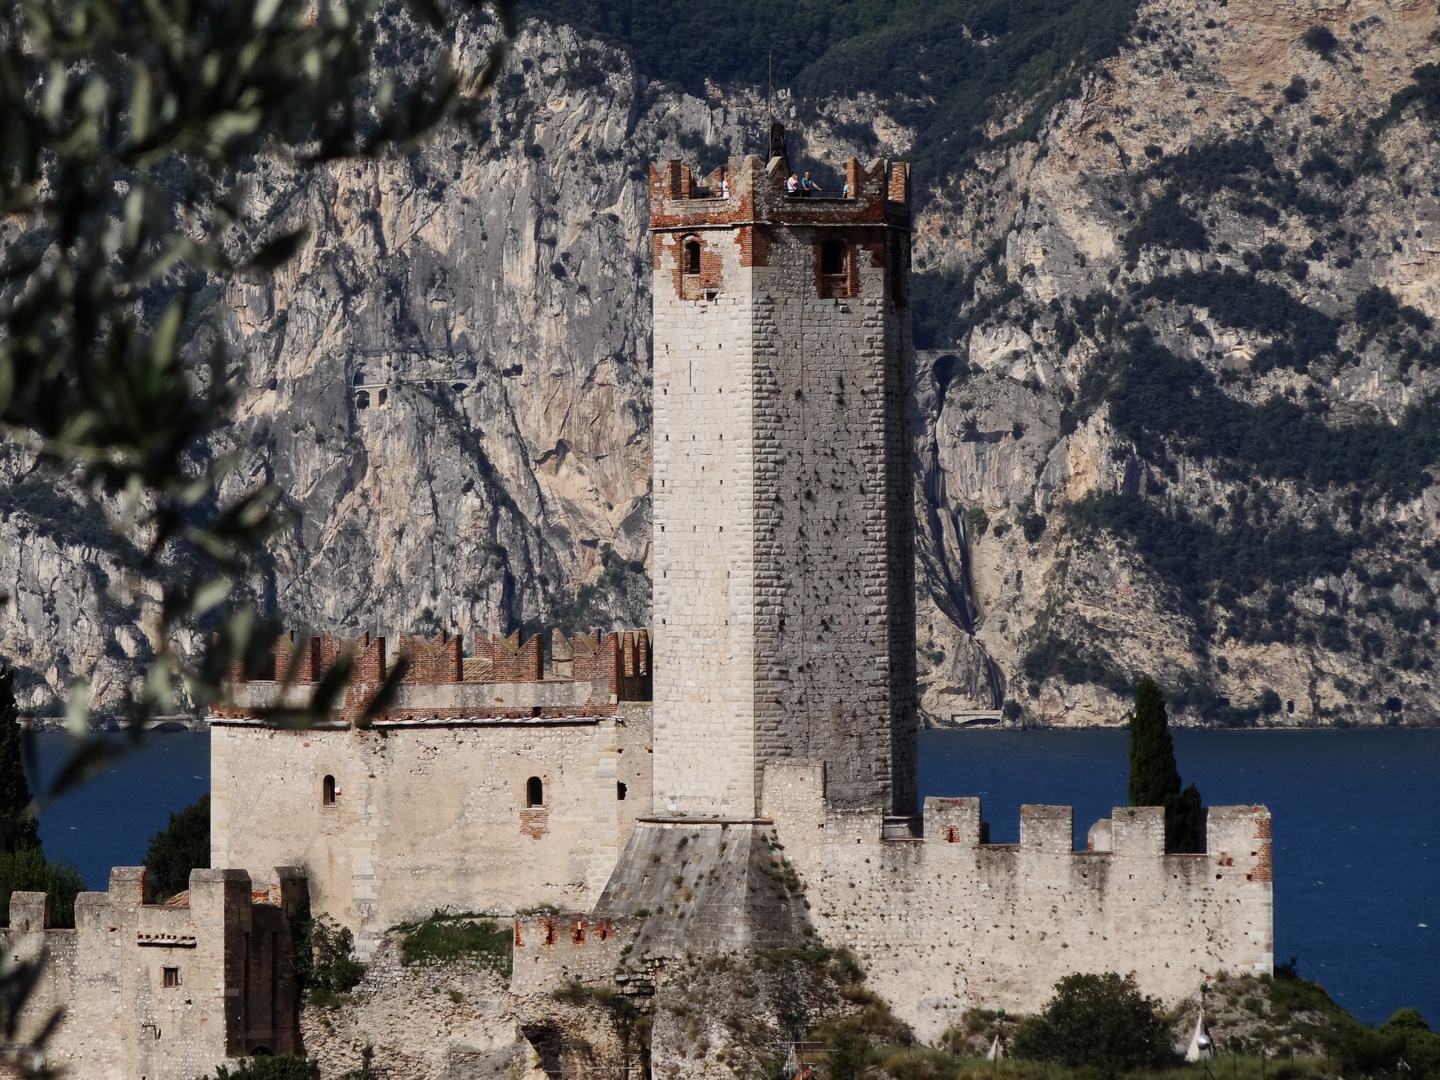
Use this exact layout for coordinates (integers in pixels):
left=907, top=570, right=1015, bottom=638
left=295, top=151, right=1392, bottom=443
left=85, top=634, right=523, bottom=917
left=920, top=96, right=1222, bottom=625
left=649, top=154, right=910, bottom=233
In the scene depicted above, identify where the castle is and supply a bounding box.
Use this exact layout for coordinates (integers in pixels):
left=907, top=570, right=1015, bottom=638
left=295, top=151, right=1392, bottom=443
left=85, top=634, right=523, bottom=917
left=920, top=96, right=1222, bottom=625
left=2, top=139, right=1273, bottom=1076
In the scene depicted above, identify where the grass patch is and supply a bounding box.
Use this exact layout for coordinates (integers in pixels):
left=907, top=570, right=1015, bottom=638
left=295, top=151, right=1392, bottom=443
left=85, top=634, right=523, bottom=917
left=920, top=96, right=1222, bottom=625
left=395, top=910, right=513, bottom=975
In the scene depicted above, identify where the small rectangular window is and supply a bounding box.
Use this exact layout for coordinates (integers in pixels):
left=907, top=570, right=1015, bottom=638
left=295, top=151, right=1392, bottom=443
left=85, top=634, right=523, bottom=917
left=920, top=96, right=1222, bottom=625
left=162, top=967, right=180, bottom=988
left=820, top=240, right=851, bottom=299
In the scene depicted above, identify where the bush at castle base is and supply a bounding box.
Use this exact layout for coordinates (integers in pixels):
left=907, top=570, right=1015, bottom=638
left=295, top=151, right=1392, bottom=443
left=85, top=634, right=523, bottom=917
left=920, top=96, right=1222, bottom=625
left=211, top=1056, right=319, bottom=1080
left=1011, top=972, right=1176, bottom=1077
left=1323, top=1007, right=1440, bottom=1080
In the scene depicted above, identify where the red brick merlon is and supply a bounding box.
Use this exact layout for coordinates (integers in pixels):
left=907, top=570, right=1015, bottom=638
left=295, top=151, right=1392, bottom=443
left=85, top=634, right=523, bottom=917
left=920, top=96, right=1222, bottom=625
left=210, top=628, right=652, bottom=726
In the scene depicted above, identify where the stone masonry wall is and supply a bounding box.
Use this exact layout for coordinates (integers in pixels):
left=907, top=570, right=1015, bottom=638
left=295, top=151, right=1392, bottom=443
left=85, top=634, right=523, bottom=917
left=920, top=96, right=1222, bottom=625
left=651, top=152, right=917, bottom=817
left=211, top=705, right=652, bottom=957
left=510, top=913, right=644, bottom=996
left=4, top=866, right=304, bottom=1080
left=762, top=762, right=1274, bottom=1044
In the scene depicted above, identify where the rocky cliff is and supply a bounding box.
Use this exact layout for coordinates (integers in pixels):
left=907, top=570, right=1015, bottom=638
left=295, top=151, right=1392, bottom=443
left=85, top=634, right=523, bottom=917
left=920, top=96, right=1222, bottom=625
left=3, top=0, right=1438, bottom=727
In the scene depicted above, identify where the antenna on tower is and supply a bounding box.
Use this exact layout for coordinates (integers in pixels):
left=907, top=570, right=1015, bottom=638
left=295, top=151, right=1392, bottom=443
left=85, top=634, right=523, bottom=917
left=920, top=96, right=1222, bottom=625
left=768, top=53, right=773, bottom=119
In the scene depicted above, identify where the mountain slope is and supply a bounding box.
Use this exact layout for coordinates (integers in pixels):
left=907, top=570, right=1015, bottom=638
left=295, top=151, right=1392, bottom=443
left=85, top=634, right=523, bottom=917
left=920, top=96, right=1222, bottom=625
left=2, top=0, right=1437, bottom=728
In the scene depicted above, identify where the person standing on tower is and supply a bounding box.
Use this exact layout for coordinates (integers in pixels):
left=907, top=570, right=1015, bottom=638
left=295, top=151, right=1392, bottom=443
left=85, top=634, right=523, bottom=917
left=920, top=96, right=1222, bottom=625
left=800, top=171, right=821, bottom=197
left=786, top=172, right=799, bottom=196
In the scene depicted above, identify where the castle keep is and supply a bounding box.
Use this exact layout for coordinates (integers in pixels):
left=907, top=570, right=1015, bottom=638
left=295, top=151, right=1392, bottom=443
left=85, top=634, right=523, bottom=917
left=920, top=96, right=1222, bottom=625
left=3, top=139, right=1274, bottom=1077
left=649, top=153, right=917, bottom=818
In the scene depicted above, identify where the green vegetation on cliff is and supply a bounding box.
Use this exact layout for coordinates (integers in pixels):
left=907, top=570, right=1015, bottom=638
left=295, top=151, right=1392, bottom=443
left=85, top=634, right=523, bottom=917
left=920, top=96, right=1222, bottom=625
left=519, top=0, right=1144, bottom=187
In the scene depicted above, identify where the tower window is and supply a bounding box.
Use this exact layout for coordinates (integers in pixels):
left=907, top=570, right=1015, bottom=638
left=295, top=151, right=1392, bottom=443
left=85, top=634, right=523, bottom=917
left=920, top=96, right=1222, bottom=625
left=162, top=967, right=180, bottom=988
left=684, top=240, right=701, bottom=275
left=322, top=775, right=336, bottom=806
left=820, top=240, right=852, bottom=299
left=355, top=390, right=370, bottom=410
left=526, top=776, right=544, bottom=807
left=617, top=782, right=628, bottom=801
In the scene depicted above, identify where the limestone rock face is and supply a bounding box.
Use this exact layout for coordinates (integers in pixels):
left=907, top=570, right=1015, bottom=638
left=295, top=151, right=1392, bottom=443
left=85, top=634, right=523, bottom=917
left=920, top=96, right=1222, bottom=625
left=5, top=2, right=1439, bottom=728
left=909, top=0, right=1440, bottom=726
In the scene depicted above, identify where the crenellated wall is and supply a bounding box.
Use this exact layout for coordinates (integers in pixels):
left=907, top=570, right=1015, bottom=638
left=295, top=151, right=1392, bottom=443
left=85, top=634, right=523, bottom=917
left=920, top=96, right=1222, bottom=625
left=761, top=762, right=1274, bottom=1043
left=510, top=914, right=644, bottom=996
left=4, top=866, right=305, bottom=1080
left=211, top=703, right=654, bottom=958
left=213, top=627, right=651, bottom=723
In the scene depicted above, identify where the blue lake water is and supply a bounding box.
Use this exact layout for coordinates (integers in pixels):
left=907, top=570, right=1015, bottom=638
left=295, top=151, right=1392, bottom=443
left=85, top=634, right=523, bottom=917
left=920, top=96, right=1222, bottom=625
left=27, top=728, right=1438, bottom=1025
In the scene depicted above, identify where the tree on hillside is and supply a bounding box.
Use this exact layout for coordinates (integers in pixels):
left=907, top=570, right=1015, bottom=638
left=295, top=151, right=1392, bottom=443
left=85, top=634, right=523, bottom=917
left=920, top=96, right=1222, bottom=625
left=1127, top=676, right=1203, bottom=853
left=1011, top=972, right=1176, bottom=1076
left=0, top=670, right=40, bottom=853
left=144, top=793, right=211, bottom=900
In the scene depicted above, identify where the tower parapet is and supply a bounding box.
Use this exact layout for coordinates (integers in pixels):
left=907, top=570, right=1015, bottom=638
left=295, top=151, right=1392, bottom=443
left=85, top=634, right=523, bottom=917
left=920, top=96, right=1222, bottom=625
left=649, top=140, right=917, bottom=818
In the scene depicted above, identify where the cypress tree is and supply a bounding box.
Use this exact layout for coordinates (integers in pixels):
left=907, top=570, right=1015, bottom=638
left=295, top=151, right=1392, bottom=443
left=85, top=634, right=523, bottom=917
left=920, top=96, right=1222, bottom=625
left=0, top=667, right=41, bottom=854
left=144, top=793, right=211, bottom=900
left=1128, top=676, right=1181, bottom=807
left=1127, top=676, right=1203, bottom=853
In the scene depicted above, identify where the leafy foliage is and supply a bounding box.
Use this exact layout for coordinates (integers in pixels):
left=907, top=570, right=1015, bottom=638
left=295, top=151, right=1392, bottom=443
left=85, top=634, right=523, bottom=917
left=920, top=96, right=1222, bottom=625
left=1126, top=677, right=1203, bottom=852
left=1069, top=495, right=1357, bottom=619
left=0, top=0, right=515, bottom=824
left=292, top=910, right=366, bottom=1006
left=1011, top=972, right=1176, bottom=1075
left=1320, top=1007, right=1440, bottom=1080
left=0, top=671, right=40, bottom=854
left=1127, top=677, right=1180, bottom=806
left=212, top=1057, right=320, bottom=1080
left=1022, top=636, right=1129, bottom=696
left=142, top=792, right=210, bottom=900
left=1300, top=25, right=1339, bottom=58
left=396, top=910, right=513, bottom=974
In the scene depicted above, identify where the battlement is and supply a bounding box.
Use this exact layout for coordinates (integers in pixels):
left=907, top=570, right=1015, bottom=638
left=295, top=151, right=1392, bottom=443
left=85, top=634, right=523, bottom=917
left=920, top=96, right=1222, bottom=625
left=510, top=913, right=644, bottom=996
left=649, top=153, right=910, bottom=234
left=920, top=797, right=1274, bottom=878
left=212, top=627, right=651, bottom=723
left=4, top=865, right=306, bottom=1077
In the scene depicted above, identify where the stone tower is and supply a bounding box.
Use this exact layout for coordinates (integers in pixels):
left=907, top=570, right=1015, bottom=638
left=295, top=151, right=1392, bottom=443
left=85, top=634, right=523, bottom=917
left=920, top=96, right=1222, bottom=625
left=649, top=145, right=917, bottom=818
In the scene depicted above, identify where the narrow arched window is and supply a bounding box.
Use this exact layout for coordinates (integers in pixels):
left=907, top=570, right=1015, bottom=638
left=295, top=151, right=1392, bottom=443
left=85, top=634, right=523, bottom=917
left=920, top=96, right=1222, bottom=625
left=685, top=240, right=701, bottom=275
left=821, top=240, right=847, bottom=276
left=355, top=390, right=370, bottom=410
left=323, top=775, right=336, bottom=806
left=526, top=776, right=544, bottom=807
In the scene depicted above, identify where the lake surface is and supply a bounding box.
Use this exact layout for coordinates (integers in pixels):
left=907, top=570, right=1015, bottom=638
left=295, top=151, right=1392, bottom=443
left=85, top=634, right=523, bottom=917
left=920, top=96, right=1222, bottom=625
left=28, top=728, right=1438, bottom=1025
